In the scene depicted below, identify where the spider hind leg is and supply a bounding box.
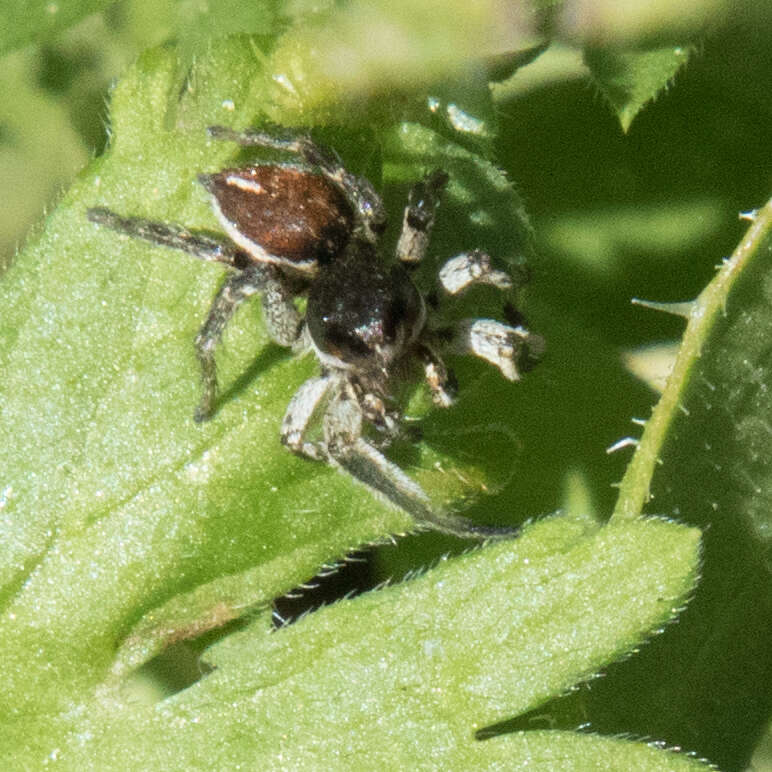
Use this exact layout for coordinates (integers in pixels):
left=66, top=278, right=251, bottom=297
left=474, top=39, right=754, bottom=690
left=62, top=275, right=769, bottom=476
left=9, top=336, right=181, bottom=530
left=87, top=207, right=245, bottom=267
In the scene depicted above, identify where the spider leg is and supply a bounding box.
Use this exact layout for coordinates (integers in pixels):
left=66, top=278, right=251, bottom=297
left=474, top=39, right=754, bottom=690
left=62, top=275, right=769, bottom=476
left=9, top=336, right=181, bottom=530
left=259, top=276, right=303, bottom=348
left=280, top=374, right=334, bottom=461
left=415, top=343, right=458, bottom=407
left=336, top=437, right=521, bottom=540
left=207, top=125, right=386, bottom=239
left=89, top=207, right=301, bottom=420
left=396, top=169, right=449, bottom=266
left=450, top=318, right=544, bottom=382
left=87, top=207, right=245, bottom=268
left=438, top=249, right=513, bottom=294
left=323, top=384, right=519, bottom=540
left=207, top=124, right=314, bottom=153
left=194, top=265, right=301, bottom=421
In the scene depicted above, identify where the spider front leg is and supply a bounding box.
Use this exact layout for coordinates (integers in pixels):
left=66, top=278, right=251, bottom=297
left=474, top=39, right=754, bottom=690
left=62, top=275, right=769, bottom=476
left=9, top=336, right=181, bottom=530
left=195, top=264, right=301, bottom=422
left=450, top=318, right=544, bottom=382
left=438, top=249, right=513, bottom=294
left=280, top=374, right=334, bottom=461
left=396, top=169, right=449, bottom=266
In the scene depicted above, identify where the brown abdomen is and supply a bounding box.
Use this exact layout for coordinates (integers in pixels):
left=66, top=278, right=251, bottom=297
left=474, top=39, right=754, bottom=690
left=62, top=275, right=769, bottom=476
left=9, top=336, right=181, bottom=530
left=201, top=166, right=354, bottom=266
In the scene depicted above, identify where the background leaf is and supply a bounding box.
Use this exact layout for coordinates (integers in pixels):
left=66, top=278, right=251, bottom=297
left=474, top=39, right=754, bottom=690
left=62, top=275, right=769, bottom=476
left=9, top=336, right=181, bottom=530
left=0, top=0, right=113, bottom=56
left=584, top=45, right=693, bottom=132
left=585, top=200, right=772, bottom=769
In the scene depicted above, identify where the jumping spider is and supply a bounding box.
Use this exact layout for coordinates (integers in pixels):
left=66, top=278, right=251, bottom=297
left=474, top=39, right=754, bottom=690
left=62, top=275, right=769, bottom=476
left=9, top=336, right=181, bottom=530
left=88, top=125, right=542, bottom=540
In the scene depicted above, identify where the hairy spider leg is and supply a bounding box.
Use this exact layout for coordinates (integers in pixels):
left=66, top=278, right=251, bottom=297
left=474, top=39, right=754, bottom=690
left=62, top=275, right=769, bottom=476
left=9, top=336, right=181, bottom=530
left=391, top=169, right=455, bottom=404
left=396, top=169, right=449, bottom=265
left=280, top=374, right=333, bottom=462
left=281, top=374, right=519, bottom=539
left=87, top=207, right=245, bottom=267
left=451, top=319, right=542, bottom=382
left=87, top=207, right=302, bottom=420
left=194, top=265, right=301, bottom=421
left=438, top=249, right=513, bottom=294
left=207, top=125, right=386, bottom=241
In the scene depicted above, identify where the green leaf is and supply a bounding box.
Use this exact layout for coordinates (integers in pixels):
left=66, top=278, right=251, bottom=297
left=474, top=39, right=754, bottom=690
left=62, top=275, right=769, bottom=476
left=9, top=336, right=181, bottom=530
left=478, top=731, right=712, bottom=771
left=584, top=44, right=693, bottom=132
left=0, top=0, right=113, bottom=56
left=603, top=201, right=772, bottom=768
left=0, top=37, right=533, bottom=722
left=10, top=516, right=701, bottom=768
left=0, top=44, right=415, bottom=718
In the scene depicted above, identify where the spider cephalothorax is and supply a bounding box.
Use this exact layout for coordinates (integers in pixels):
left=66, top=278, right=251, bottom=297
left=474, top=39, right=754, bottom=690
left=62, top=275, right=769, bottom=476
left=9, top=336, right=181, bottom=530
left=88, top=125, right=542, bottom=539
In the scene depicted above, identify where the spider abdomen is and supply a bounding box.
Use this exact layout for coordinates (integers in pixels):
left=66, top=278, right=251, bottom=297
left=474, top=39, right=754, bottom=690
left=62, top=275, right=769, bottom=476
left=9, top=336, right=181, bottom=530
left=200, top=166, right=354, bottom=271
